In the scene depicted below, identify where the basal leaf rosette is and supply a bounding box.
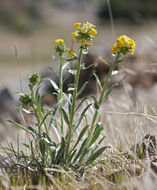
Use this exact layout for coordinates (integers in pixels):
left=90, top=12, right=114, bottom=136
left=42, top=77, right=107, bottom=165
left=71, top=22, right=97, bottom=52
left=111, top=35, right=136, bottom=55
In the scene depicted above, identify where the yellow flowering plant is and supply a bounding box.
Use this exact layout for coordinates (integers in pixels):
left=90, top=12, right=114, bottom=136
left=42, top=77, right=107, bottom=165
left=8, top=22, right=135, bottom=182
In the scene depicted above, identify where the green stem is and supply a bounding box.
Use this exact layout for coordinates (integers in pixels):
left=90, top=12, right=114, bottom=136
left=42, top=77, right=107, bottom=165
left=88, top=52, right=121, bottom=146
left=59, top=57, right=65, bottom=135
left=65, top=47, right=83, bottom=160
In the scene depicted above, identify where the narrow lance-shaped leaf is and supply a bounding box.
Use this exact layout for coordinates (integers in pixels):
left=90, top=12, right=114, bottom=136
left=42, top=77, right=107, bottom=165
left=8, top=120, right=29, bottom=132
left=74, top=97, right=89, bottom=113
left=90, top=96, right=99, bottom=110
left=73, top=103, right=92, bottom=132
left=55, top=137, right=66, bottom=164
left=68, top=149, right=77, bottom=163
left=39, top=109, right=54, bottom=129
left=61, top=108, right=70, bottom=126
left=104, top=83, right=118, bottom=99
left=88, top=125, right=104, bottom=148
left=77, top=82, right=88, bottom=97
left=71, top=125, right=89, bottom=152
left=86, top=146, right=110, bottom=165
left=72, top=138, right=87, bottom=163
left=93, top=73, right=102, bottom=90
left=44, top=78, right=59, bottom=91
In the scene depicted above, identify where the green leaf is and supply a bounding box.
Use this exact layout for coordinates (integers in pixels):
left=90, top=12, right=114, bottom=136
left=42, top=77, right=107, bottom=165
left=74, top=97, right=89, bottom=113
left=42, top=134, right=55, bottom=148
left=77, top=82, right=88, bottom=97
left=16, top=107, right=32, bottom=114
left=67, top=68, right=77, bottom=76
left=67, top=84, right=75, bottom=92
left=52, top=102, right=60, bottom=116
left=73, top=138, right=87, bottom=163
left=94, top=135, right=106, bottom=151
left=90, top=96, right=99, bottom=110
left=62, top=61, right=69, bottom=70
left=44, top=78, right=59, bottom=91
left=104, top=83, right=118, bottom=99
left=3, top=147, right=19, bottom=155
left=61, top=108, right=70, bottom=126
left=101, top=59, right=109, bottom=65
left=74, top=103, right=92, bottom=132
left=39, top=139, right=46, bottom=158
left=30, top=141, right=35, bottom=158
left=22, top=143, right=29, bottom=148
left=88, top=123, right=104, bottom=148
left=55, top=137, right=66, bottom=164
left=86, top=146, right=110, bottom=165
left=68, top=94, right=72, bottom=115
left=8, top=120, right=29, bottom=132
left=71, top=125, right=89, bottom=152
left=93, top=73, right=102, bottom=90
left=35, top=85, right=41, bottom=99
left=28, top=126, right=38, bottom=137
left=43, top=132, right=56, bottom=146
left=68, top=149, right=77, bottom=163
left=48, top=115, right=61, bottom=141
left=39, top=109, right=54, bottom=129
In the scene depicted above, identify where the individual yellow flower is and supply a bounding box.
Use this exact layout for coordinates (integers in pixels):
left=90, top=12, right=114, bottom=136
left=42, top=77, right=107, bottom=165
left=55, top=39, right=64, bottom=44
left=71, top=31, right=78, bottom=39
left=111, top=35, right=135, bottom=55
left=80, top=39, right=85, bottom=45
left=111, top=44, right=120, bottom=54
left=68, top=49, right=74, bottom=56
left=74, top=23, right=81, bottom=29
left=88, top=43, right=93, bottom=47
left=90, top=28, right=97, bottom=36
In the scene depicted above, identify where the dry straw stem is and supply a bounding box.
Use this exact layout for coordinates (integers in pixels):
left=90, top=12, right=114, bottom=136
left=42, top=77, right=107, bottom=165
left=105, top=111, right=157, bottom=124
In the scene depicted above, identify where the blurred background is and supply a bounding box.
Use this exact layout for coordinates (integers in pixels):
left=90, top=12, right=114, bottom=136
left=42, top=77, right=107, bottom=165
left=1, top=0, right=157, bottom=90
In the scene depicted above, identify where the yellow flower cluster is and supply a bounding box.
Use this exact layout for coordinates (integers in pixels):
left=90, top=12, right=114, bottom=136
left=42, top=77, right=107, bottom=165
left=71, top=22, right=97, bottom=46
left=111, top=35, right=135, bottom=55
left=55, top=39, right=67, bottom=56
left=55, top=39, right=64, bottom=45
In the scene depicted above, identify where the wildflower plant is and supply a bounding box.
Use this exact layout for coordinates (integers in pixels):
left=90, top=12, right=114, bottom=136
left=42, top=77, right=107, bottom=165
left=7, top=22, right=135, bottom=181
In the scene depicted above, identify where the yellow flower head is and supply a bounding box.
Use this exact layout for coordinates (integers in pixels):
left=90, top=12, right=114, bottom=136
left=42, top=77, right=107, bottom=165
left=90, top=28, right=97, bottom=36
left=68, top=49, right=74, bottom=56
left=74, top=23, right=81, bottom=29
left=111, top=35, right=135, bottom=55
left=111, top=44, right=119, bottom=54
left=88, top=43, right=93, bottom=47
left=55, top=38, right=67, bottom=56
left=55, top=39, right=64, bottom=44
left=71, top=31, right=78, bottom=39
left=80, top=39, right=85, bottom=45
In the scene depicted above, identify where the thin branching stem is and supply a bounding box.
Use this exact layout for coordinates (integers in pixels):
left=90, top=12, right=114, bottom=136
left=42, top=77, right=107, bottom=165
left=87, top=51, right=121, bottom=147
left=66, top=47, right=83, bottom=161
left=59, top=57, right=65, bottom=135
